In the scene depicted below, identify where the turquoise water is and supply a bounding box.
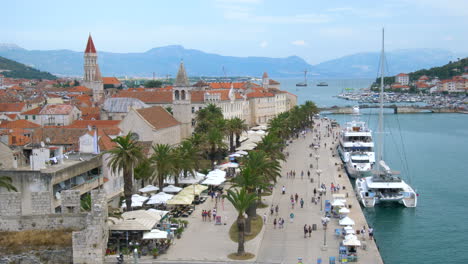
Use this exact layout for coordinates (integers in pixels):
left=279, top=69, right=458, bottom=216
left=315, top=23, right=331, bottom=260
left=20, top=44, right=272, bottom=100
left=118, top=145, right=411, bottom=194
left=280, top=78, right=468, bottom=264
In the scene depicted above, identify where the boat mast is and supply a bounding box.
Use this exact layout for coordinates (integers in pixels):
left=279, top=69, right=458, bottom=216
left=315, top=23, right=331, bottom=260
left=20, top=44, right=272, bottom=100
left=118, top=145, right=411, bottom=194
left=304, top=69, right=307, bottom=84
left=377, top=28, right=385, bottom=172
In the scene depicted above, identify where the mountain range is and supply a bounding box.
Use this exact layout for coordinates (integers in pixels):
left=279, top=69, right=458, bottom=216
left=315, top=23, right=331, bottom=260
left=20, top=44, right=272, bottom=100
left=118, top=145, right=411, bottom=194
left=0, top=43, right=465, bottom=79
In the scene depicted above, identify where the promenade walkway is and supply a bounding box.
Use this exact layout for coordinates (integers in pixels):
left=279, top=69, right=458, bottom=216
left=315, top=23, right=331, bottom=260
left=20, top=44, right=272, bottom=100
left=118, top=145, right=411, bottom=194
left=256, top=118, right=383, bottom=264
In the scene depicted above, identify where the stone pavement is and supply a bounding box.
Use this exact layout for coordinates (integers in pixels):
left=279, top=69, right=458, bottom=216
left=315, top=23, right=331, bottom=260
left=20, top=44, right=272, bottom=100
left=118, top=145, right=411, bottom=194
left=105, top=118, right=383, bottom=264
left=255, top=118, right=384, bottom=264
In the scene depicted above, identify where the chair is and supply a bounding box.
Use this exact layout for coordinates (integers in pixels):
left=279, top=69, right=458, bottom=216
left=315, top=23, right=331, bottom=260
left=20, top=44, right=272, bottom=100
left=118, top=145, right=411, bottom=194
left=334, top=229, right=341, bottom=238
left=329, top=256, right=336, bottom=264
left=317, top=257, right=322, bottom=264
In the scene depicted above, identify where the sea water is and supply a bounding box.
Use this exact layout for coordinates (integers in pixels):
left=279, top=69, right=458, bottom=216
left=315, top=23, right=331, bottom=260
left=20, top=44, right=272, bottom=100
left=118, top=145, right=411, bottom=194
left=280, top=78, right=468, bottom=264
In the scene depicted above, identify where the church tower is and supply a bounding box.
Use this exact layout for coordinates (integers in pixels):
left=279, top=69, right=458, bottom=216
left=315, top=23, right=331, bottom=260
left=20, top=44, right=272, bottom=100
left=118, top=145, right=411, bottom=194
left=82, top=34, right=104, bottom=102
left=172, top=61, right=192, bottom=139
left=262, top=72, right=269, bottom=89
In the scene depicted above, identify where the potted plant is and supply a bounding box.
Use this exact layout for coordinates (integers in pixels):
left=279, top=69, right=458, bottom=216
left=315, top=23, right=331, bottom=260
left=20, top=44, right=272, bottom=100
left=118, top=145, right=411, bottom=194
left=152, top=248, right=159, bottom=259
left=175, top=227, right=184, bottom=239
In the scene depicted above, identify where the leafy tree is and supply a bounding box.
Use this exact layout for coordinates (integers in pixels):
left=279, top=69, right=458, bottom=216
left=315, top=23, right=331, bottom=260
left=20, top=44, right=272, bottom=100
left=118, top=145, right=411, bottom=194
left=106, top=133, right=144, bottom=211
left=230, top=117, right=248, bottom=149
left=144, top=80, right=163, bottom=88
left=224, top=188, right=257, bottom=256
left=80, top=193, right=92, bottom=212
left=0, top=176, right=17, bottom=192
left=165, top=106, right=173, bottom=115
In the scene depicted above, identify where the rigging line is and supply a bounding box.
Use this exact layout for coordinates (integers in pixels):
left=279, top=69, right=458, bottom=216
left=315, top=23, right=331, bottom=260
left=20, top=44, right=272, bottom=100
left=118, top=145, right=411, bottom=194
left=394, top=112, right=413, bottom=185
left=387, top=117, right=407, bottom=177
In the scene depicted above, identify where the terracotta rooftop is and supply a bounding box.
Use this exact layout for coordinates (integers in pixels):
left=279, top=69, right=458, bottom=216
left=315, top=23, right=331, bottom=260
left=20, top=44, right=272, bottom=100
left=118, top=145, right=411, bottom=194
left=136, top=106, right=180, bottom=130
left=68, top=86, right=91, bottom=93
left=0, top=119, right=40, bottom=129
left=21, top=107, right=42, bottom=115
left=98, top=133, right=116, bottom=151
left=103, top=77, right=121, bottom=85
left=32, top=127, right=88, bottom=146
left=0, top=103, right=26, bottom=113
left=39, top=104, right=75, bottom=115
left=67, top=120, right=120, bottom=129
left=269, top=79, right=280, bottom=85
left=396, top=73, right=409, bottom=77
left=79, top=107, right=100, bottom=120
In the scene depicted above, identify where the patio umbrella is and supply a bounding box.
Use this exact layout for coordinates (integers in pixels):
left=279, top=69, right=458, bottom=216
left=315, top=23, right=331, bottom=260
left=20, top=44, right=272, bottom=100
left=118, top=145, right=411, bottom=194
left=339, top=216, right=356, bottom=226
left=121, top=194, right=149, bottom=208
left=332, top=200, right=346, bottom=207
left=179, top=184, right=208, bottom=196
left=147, top=192, right=174, bottom=205
left=343, top=235, right=361, bottom=246
left=339, top=207, right=350, bottom=214
left=235, top=150, right=248, bottom=155
left=139, top=185, right=159, bottom=193
left=163, top=185, right=182, bottom=193
left=229, top=153, right=242, bottom=157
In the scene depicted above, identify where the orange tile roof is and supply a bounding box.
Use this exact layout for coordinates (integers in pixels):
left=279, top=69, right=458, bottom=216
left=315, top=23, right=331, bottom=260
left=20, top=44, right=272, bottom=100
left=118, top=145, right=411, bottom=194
left=79, top=107, right=100, bottom=120
left=269, top=79, right=280, bottom=85
left=68, top=86, right=91, bottom=93
left=98, top=133, right=116, bottom=151
left=67, top=120, right=121, bottom=129
left=246, top=90, right=275, bottom=98
left=85, top=35, right=97, bottom=53
left=0, top=103, right=26, bottom=113
left=208, top=82, right=257, bottom=90
left=191, top=90, right=205, bottom=103
left=39, top=104, right=75, bottom=115
left=0, top=119, right=40, bottom=129
left=396, top=73, right=409, bottom=77
left=8, top=85, right=24, bottom=91
left=113, top=91, right=173, bottom=104
left=21, top=107, right=42, bottom=115
left=136, top=106, right=180, bottom=130
left=5, top=114, right=18, bottom=120
left=102, top=77, right=121, bottom=85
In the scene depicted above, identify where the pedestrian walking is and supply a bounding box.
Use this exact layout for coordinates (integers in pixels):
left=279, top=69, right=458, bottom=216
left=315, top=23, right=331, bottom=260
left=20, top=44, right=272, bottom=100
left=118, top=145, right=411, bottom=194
left=369, top=227, right=374, bottom=240
left=273, top=218, right=277, bottom=229
left=304, top=224, right=308, bottom=238
left=295, top=193, right=299, bottom=203
left=300, top=198, right=304, bottom=208
left=301, top=170, right=304, bottom=179
left=282, top=186, right=286, bottom=195
left=291, top=199, right=295, bottom=209
left=275, top=205, right=279, bottom=215
left=313, top=188, right=317, bottom=196
left=202, top=210, right=206, bottom=221
left=270, top=205, right=274, bottom=215
left=212, top=208, right=217, bottom=221
left=290, top=212, right=295, bottom=223
left=307, top=170, right=310, bottom=178
left=263, top=213, right=267, bottom=223
left=207, top=210, right=211, bottom=222
left=361, top=227, right=366, bottom=240
left=308, top=225, right=312, bottom=237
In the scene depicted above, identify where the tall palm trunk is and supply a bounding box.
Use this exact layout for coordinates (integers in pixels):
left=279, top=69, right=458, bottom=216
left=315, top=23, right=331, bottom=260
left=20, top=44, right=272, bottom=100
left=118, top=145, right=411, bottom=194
left=235, top=133, right=241, bottom=147
left=237, top=217, right=246, bottom=256
left=229, top=132, right=235, bottom=152
left=123, top=169, right=133, bottom=211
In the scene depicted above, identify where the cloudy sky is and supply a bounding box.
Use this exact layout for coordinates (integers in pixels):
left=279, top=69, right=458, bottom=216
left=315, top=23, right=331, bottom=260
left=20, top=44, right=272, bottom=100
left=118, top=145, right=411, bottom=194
left=3, top=0, right=467, bottom=64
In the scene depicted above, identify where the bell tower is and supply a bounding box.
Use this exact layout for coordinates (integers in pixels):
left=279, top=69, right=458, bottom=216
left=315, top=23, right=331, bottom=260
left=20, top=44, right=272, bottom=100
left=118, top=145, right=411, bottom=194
left=82, top=34, right=104, bottom=102
left=172, top=61, right=192, bottom=139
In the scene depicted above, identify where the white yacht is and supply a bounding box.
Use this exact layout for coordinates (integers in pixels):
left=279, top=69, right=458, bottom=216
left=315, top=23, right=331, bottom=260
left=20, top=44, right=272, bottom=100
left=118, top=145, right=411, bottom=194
left=356, top=161, right=417, bottom=208
left=337, top=106, right=375, bottom=178
left=355, top=29, right=417, bottom=208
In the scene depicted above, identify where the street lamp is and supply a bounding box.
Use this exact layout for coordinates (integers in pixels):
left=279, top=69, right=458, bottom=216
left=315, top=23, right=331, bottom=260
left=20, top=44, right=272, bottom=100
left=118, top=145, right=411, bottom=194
left=316, top=169, right=323, bottom=211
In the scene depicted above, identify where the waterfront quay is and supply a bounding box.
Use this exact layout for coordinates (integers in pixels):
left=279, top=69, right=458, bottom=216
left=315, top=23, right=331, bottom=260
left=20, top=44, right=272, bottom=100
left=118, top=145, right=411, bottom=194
left=105, top=118, right=383, bottom=264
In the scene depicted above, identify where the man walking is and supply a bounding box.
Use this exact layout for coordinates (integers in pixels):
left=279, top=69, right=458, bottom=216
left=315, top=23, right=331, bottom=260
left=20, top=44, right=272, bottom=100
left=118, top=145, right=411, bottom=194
left=304, top=224, right=308, bottom=238
left=300, top=198, right=304, bottom=208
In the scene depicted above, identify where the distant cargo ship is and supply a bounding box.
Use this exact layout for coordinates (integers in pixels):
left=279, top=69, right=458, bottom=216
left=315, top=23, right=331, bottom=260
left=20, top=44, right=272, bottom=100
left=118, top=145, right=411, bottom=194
left=317, top=82, right=328, bottom=86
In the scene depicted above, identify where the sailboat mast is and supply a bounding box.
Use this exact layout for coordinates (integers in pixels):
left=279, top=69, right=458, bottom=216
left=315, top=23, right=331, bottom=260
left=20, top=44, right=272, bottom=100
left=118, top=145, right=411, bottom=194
left=377, top=28, right=385, bottom=172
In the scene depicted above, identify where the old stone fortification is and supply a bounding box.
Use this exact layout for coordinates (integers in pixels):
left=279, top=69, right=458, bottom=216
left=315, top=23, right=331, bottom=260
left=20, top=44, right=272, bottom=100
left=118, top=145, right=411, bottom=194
left=0, top=248, right=73, bottom=264
left=0, top=190, right=108, bottom=264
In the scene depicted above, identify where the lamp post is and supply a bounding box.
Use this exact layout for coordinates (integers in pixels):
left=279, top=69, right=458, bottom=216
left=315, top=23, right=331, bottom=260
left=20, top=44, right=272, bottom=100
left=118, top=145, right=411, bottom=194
left=316, top=169, right=323, bottom=211
left=315, top=155, right=320, bottom=186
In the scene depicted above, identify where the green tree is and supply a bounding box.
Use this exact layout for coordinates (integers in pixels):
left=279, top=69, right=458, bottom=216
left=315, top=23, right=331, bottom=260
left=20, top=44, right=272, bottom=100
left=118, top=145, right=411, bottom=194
left=224, top=188, right=257, bottom=256
left=150, top=144, right=174, bottom=190
left=106, top=133, right=144, bottom=211
left=80, top=193, right=92, bottom=212
left=144, top=80, right=163, bottom=88
left=204, top=126, right=227, bottom=168
left=0, top=176, right=17, bottom=192
left=230, top=117, right=248, bottom=149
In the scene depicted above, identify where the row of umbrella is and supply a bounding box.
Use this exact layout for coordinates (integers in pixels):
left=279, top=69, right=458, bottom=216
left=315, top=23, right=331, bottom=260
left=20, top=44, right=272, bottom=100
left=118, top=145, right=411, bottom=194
left=332, top=198, right=361, bottom=247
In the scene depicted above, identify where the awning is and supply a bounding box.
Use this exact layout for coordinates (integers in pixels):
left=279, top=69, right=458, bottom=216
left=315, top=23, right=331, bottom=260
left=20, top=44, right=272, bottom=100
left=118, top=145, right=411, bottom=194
left=147, top=192, right=174, bottom=205
left=143, top=229, right=168, bottom=240
left=164, top=172, right=206, bottom=185
left=179, top=184, right=208, bottom=196
left=109, top=209, right=163, bottom=231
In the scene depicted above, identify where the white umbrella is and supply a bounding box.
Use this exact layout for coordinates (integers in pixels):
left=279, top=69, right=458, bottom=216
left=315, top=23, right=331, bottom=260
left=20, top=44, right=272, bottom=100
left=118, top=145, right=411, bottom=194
left=339, top=207, right=350, bottom=214
left=202, top=177, right=226, bottom=185
left=332, top=200, right=346, bottom=207
left=229, top=153, right=242, bottom=157
left=139, top=185, right=159, bottom=193
left=343, top=236, right=361, bottom=246
left=147, top=192, right=174, bottom=205
left=235, top=150, right=248, bottom=155
left=121, top=194, right=149, bottom=208
left=163, top=185, right=182, bottom=193
left=143, top=229, right=168, bottom=240
left=339, top=216, right=355, bottom=226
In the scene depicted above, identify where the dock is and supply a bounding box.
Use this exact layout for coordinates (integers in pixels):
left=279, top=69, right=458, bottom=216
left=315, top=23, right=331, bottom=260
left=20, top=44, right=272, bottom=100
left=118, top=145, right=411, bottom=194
left=319, top=105, right=460, bottom=114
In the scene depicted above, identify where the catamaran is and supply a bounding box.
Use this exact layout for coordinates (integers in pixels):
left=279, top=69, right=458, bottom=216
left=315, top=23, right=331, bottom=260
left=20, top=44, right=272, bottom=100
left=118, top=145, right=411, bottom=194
left=337, top=106, right=375, bottom=178
left=355, top=29, right=417, bottom=208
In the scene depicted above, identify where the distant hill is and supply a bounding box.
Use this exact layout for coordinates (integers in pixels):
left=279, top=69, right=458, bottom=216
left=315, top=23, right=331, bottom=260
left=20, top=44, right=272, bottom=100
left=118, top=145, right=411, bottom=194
left=0, top=44, right=466, bottom=79
left=0, top=55, right=57, bottom=80
left=407, top=57, right=468, bottom=80
left=312, top=49, right=467, bottom=79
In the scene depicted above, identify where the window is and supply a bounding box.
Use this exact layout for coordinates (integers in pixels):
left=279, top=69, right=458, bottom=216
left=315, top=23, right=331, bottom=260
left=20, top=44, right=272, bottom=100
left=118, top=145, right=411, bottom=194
left=181, top=90, right=186, bottom=100
left=191, top=119, right=196, bottom=126
left=192, top=107, right=195, bottom=113
left=130, top=132, right=140, bottom=141
left=32, top=115, right=36, bottom=120
left=174, top=90, right=180, bottom=100
left=25, top=115, right=28, bottom=120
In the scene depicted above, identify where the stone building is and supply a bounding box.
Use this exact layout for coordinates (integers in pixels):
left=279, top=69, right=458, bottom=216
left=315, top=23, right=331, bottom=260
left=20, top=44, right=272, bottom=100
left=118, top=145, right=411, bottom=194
left=81, top=34, right=104, bottom=102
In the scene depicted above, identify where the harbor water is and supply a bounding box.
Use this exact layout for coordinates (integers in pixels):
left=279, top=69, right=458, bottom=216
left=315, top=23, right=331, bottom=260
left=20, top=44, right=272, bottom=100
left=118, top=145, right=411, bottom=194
left=280, top=78, right=468, bottom=264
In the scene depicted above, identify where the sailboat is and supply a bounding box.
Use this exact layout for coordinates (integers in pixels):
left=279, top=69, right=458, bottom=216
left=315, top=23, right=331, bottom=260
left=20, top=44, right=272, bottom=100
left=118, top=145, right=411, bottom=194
left=296, top=70, right=308, bottom=87
left=355, top=29, right=417, bottom=208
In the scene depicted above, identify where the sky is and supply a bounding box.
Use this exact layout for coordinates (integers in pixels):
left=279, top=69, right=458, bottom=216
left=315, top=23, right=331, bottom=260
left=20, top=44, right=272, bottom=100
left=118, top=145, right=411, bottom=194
left=2, top=0, right=468, bottom=64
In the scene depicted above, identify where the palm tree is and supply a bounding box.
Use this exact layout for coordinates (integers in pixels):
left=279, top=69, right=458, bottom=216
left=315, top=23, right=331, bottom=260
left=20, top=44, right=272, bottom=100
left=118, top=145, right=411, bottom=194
left=178, top=140, right=199, bottom=176
left=204, top=127, right=227, bottom=168
left=225, top=119, right=236, bottom=152
left=230, top=117, right=248, bottom=148
left=256, top=133, right=285, bottom=162
left=107, top=133, right=144, bottom=211
left=0, top=176, right=17, bottom=192
left=195, top=103, right=224, bottom=134
left=224, top=188, right=257, bottom=256
left=150, top=144, right=174, bottom=190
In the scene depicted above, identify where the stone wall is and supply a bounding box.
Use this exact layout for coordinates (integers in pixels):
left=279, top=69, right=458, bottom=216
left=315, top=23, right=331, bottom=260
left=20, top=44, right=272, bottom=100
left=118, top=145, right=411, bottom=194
left=0, top=213, right=87, bottom=231
left=0, top=192, right=21, bottom=217
left=61, top=190, right=81, bottom=214
left=72, top=190, right=108, bottom=264
left=31, top=192, right=52, bottom=215
left=0, top=248, right=73, bottom=264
